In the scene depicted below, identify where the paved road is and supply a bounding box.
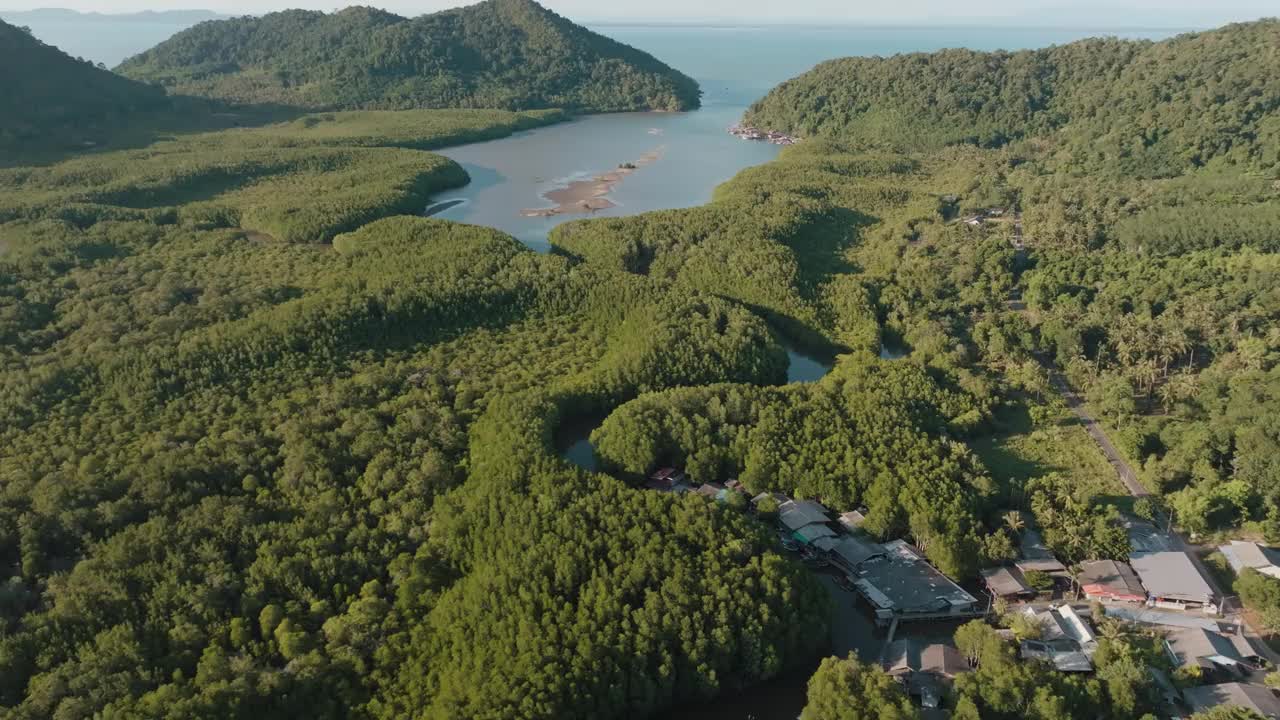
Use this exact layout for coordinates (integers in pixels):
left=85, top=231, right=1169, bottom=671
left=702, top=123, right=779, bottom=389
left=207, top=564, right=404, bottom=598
left=1011, top=221, right=1277, bottom=659
left=1009, top=216, right=1146, bottom=498
left=1042, top=363, right=1280, bottom=660
left=1047, top=370, right=1149, bottom=498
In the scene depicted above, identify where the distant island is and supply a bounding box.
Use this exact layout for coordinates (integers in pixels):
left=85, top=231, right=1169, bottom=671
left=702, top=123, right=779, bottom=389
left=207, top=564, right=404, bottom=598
left=0, top=9, right=227, bottom=23
left=0, top=18, right=171, bottom=151
left=117, top=0, right=702, bottom=113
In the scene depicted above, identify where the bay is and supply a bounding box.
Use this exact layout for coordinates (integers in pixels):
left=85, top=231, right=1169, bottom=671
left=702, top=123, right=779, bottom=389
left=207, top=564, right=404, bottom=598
left=429, top=24, right=1178, bottom=251
left=427, top=105, right=781, bottom=252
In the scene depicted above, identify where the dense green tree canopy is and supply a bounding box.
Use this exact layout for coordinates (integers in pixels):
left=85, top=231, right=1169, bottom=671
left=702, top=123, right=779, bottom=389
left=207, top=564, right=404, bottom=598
left=591, top=355, right=996, bottom=578
left=0, top=108, right=831, bottom=719
left=117, top=0, right=701, bottom=113
left=800, top=655, right=920, bottom=720
left=4, top=12, right=1280, bottom=720
left=746, top=20, right=1280, bottom=175
left=738, top=18, right=1280, bottom=547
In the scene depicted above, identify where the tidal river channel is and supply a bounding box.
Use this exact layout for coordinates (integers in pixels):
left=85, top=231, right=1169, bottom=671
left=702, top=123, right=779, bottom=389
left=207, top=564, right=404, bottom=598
left=553, top=344, right=898, bottom=720
left=433, top=22, right=1175, bottom=719
left=427, top=103, right=781, bottom=252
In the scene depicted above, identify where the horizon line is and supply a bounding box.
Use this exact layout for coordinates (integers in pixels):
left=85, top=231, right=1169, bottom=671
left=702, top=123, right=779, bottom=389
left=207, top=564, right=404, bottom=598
left=0, top=7, right=1219, bottom=32
left=3, top=6, right=1273, bottom=34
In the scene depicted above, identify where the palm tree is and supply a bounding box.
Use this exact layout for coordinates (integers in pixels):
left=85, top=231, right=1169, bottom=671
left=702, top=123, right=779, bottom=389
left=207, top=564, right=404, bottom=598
left=1132, top=358, right=1161, bottom=410
left=1097, top=616, right=1130, bottom=641
left=1003, top=510, right=1026, bottom=535
left=1158, top=326, right=1190, bottom=378
left=1158, top=370, right=1198, bottom=413
left=1066, top=563, right=1082, bottom=600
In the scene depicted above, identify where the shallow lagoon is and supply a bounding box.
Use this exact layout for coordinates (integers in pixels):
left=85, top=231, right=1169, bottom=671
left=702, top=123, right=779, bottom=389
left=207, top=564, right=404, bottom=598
left=429, top=103, right=781, bottom=252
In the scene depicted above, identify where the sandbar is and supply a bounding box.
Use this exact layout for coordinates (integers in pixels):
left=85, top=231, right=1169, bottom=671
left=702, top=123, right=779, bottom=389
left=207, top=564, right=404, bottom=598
left=522, top=147, right=664, bottom=218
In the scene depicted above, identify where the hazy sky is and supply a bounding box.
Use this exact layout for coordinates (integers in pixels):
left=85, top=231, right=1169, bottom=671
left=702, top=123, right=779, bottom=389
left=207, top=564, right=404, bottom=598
left=1, top=0, right=1275, bottom=25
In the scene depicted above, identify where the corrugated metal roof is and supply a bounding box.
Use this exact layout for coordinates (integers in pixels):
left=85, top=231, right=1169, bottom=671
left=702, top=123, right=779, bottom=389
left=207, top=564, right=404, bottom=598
left=981, top=566, right=1032, bottom=597
left=1184, top=683, right=1280, bottom=718
left=1078, top=560, right=1146, bottom=599
left=1165, top=627, right=1257, bottom=667
left=1220, top=541, right=1280, bottom=578
left=827, top=535, right=882, bottom=568
left=794, top=524, right=837, bottom=544
left=1130, top=551, right=1215, bottom=604
left=778, top=500, right=830, bottom=530
left=1024, top=605, right=1095, bottom=646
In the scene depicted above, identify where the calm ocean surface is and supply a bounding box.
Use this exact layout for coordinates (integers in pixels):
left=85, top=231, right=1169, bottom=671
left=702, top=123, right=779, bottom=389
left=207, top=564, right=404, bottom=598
left=431, top=24, right=1179, bottom=251
left=0, top=16, right=208, bottom=67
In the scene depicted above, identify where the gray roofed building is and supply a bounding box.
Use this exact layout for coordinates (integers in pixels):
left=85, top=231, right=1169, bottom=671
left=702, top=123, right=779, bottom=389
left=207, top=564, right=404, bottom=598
left=793, top=523, right=837, bottom=545
left=812, top=536, right=838, bottom=556
left=1028, top=604, right=1095, bottom=645
left=1019, top=605, right=1096, bottom=672
left=1163, top=627, right=1261, bottom=674
left=1130, top=551, right=1216, bottom=608
left=1021, top=640, right=1094, bottom=672
left=1079, top=560, right=1147, bottom=603
left=884, top=640, right=969, bottom=678
left=854, top=540, right=980, bottom=623
left=1220, top=541, right=1280, bottom=579
left=778, top=499, right=831, bottom=531
left=1017, top=529, right=1067, bottom=574
left=1183, top=683, right=1280, bottom=719
left=816, top=534, right=884, bottom=573
left=981, top=566, right=1034, bottom=598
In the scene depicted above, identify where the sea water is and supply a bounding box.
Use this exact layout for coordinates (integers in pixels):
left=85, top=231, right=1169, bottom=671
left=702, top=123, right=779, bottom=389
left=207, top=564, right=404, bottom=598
left=13, top=18, right=1178, bottom=257
left=429, top=24, right=1178, bottom=252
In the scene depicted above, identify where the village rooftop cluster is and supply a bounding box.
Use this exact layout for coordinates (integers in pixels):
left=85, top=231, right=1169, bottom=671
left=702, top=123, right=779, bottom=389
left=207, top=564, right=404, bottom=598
left=645, top=466, right=1280, bottom=719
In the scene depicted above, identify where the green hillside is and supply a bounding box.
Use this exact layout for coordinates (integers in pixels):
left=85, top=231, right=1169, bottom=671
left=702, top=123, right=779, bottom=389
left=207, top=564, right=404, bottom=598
left=746, top=19, right=1280, bottom=175
left=0, top=19, right=169, bottom=150
left=117, top=0, right=701, bottom=112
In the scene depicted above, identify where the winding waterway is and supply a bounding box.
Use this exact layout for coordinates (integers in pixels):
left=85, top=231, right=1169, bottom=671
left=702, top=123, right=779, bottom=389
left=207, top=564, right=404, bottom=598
left=550, top=342, right=916, bottom=720
left=428, top=22, right=1180, bottom=720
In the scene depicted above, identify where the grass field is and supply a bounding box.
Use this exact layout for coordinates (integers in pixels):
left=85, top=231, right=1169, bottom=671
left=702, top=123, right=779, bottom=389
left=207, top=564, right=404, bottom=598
left=969, top=399, right=1132, bottom=511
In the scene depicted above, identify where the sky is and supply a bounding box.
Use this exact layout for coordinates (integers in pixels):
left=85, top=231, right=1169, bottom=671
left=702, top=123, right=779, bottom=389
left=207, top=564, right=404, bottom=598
left=1, top=0, right=1275, bottom=26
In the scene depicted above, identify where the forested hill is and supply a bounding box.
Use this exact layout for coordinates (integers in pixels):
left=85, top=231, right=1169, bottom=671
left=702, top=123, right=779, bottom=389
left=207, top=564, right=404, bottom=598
left=116, top=0, right=702, bottom=112
left=0, top=19, right=169, bottom=149
left=745, top=19, right=1280, bottom=175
